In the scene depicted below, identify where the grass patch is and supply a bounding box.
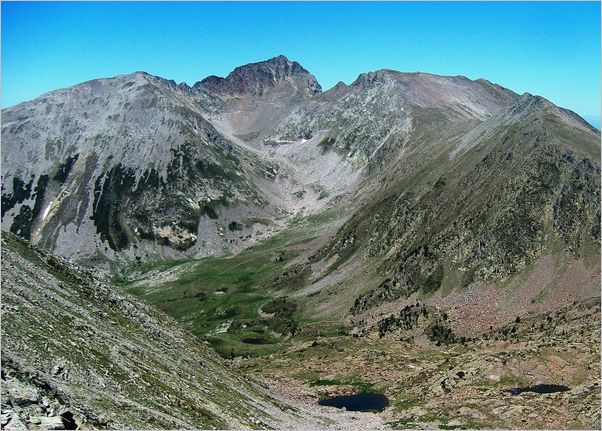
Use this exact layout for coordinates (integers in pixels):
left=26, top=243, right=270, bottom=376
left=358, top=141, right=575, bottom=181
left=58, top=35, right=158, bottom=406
left=308, top=378, right=374, bottom=393
left=122, top=208, right=351, bottom=358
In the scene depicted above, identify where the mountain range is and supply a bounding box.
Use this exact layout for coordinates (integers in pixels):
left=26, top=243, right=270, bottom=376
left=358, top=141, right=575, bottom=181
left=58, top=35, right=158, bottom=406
left=1, top=55, right=600, bottom=430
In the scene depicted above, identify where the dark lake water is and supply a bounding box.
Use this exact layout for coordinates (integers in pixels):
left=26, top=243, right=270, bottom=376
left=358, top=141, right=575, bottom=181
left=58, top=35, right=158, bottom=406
left=318, top=393, right=389, bottom=412
left=504, top=384, right=570, bottom=396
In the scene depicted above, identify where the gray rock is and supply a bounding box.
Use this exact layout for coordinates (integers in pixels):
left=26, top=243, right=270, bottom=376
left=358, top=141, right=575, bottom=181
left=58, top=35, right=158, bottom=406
left=1, top=412, right=13, bottom=427
left=0, top=231, right=306, bottom=429
left=4, top=414, right=27, bottom=430
left=6, top=380, right=39, bottom=407
left=29, top=416, right=65, bottom=430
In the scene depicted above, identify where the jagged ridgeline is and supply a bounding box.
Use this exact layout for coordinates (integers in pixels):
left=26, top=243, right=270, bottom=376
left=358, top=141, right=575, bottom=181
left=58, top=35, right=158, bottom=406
left=1, top=55, right=600, bottom=296
left=1, top=56, right=519, bottom=267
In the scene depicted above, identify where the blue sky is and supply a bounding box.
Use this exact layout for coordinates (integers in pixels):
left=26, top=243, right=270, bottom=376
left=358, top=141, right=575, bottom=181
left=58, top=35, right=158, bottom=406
left=2, top=1, right=600, bottom=125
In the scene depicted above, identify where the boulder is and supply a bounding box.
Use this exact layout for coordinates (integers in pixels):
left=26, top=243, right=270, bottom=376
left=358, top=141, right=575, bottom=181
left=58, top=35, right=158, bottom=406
left=4, top=414, right=27, bottom=430
left=28, top=416, right=65, bottom=430
left=6, top=380, right=39, bottom=407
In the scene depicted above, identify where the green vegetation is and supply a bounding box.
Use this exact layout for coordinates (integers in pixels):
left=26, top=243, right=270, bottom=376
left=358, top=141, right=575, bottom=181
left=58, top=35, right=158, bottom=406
left=228, top=221, right=244, bottom=231
left=293, top=189, right=306, bottom=199
left=421, top=264, right=444, bottom=294
left=9, top=174, right=49, bottom=240
left=198, top=195, right=234, bottom=220
left=262, top=298, right=297, bottom=315
left=336, top=110, right=601, bottom=314
left=242, top=217, right=272, bottom=227
left=53, top=153, right=79, bottom=183
left=425, top=320, right=457, bottom=345
left=308, top=378, right=374, bottom=393
left=1, top=176, right=33, bottom=218
left=124, top=208, right=347, bottom=358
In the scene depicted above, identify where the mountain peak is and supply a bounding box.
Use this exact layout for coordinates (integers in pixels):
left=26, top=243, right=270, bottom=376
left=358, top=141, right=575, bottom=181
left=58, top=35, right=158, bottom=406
left=265, top=54, right=291, bottom=64
left=196, top=55, right=321, bottom=98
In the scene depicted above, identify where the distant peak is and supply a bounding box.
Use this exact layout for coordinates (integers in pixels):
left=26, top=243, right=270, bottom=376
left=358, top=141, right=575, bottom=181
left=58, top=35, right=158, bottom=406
left=196, top=55, right=321, bottom=98
left=349, top=69, right=438, bottom=88
left=351, top=70, right=395, bottom=86
left=351, top=69, right=476, bottom=88
left=266, top=54, right=290, bottom=63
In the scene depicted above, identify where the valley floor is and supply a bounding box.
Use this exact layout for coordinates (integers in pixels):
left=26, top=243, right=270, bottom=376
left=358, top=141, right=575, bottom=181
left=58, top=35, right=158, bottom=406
left=2, top=218, right=600, bottom=430
left=242, top=303, right=600, bottom=429
left=120, top=211, right=601, bottom=430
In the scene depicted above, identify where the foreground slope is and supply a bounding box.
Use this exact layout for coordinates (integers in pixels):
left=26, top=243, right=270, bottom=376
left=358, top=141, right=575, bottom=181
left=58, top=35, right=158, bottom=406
left=1, top=232, right=321, bottom=429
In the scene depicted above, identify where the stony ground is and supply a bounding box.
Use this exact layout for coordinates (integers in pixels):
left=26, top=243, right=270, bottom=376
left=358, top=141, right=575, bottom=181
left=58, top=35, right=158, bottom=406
left=240, top=299, right=601, bottom=430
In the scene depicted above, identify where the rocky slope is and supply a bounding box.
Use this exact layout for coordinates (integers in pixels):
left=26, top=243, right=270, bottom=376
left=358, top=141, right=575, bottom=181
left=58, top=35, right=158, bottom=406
left=306, top=92, right=600, bottom=323
left=2, top=53, right=599, bottom=341
left=1, top=232, right=295, bottom=429
left=1, top=71, right=270, bottom=265
left=266, top=70, right=515, bottom=167
left=2, top=56, right=521, bottom=269
left=0, top=57, right=329, bottom=269
left=1, top=55, right=600, bottom=430
left=246, top=297, right=600, bottom=430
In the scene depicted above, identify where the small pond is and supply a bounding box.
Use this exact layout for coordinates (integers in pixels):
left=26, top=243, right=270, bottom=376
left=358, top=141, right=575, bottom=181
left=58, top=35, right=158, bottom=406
left=318, top=393, right=389, bottom=412
left=503, top=384, right=570, bottom=396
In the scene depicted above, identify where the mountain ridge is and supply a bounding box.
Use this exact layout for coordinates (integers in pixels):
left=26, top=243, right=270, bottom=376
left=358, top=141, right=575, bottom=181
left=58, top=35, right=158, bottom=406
left=1, top=54, right=600, bottom=430
left=1, top=55, right=598, bottom=271
left=196, top=54, right=322, bottom=98
left=4, top=55, right=596, bottom=129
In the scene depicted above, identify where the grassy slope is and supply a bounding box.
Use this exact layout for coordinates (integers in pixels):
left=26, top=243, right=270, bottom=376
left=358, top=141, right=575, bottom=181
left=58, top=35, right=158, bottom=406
left=122, top=99, right=600, bottom=360
left=121, top=206, right=350, bottom=358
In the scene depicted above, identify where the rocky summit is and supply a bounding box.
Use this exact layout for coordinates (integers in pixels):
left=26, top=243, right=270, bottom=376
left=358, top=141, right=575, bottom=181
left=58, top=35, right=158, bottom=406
left=1, top=56, right=600, bottom=430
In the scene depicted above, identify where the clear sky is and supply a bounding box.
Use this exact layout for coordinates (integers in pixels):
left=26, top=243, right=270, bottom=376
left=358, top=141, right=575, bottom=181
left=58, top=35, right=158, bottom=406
left=2, top=1, right=600, bottom=126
